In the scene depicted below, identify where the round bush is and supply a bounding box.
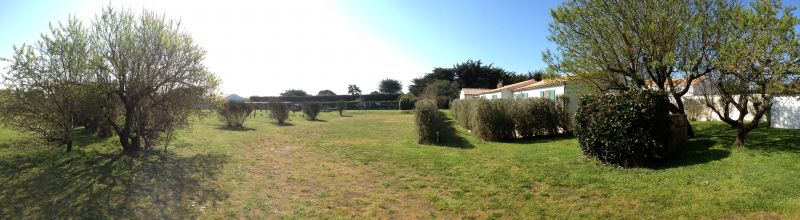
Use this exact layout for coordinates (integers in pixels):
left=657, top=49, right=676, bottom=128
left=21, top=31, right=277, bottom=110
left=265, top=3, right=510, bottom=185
left=575, top=90, right=673, bottom=167
left=302, top=102, right=322, bottom=120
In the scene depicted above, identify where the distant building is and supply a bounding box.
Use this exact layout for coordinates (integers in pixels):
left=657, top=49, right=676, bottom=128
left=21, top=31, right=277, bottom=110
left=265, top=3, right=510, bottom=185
left=223, top=94, right=246, bottom=102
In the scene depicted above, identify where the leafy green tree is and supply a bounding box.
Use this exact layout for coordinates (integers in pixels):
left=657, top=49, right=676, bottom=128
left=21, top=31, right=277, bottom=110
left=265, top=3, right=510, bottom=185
left=379, top=79, right=402, bottom=94
left=94, top=7, right=219, bottom=153
left=317, top=90, right=336, bottom=96
left=527, top=69, right=559, bottom=81
left=546, top=0, right=716, bottom=137
left=280, top=89, right=308, bottom=97
left=347, top=84, right=362, bottom=95
left=699, top=0, right=800, bottom=146
left=0, top=17, right=94, bottom=152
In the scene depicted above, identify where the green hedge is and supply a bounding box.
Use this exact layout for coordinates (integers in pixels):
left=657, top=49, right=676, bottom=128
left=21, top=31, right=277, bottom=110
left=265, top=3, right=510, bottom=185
left=510, top=98, right=557, bottom=138
left=451, top=97, right=570, bottom=141
left=414, top=99, right=441, bottom=144
left=450, top=99, right=473, bottom=129
left=470, top=99, right=516, bottom=141
left=399, top=95, right=416, bottom=110
left=575, top=90, right=672, bottom=167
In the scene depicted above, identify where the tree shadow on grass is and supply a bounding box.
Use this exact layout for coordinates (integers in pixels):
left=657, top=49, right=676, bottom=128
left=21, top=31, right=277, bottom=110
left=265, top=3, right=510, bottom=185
left=214, top=126, right=256, bottom=131
left=307, top=119, right=328, bottom=122
left=272, top=122, right=295, bottom=127
left=0, top=150, right=229, bottom=219
left=653, top=139, right=730, bottom=169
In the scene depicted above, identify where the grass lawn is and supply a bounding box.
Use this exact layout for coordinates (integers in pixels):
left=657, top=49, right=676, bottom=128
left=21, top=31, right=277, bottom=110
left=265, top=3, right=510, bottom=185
left=1, top=110, right=799, bottom=218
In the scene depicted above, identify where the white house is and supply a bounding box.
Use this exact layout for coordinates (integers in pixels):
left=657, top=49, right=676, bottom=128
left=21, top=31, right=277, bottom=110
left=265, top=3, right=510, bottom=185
left=460, top=77, right=587, bottom=116
left=459, top=88, right=490, bottom=99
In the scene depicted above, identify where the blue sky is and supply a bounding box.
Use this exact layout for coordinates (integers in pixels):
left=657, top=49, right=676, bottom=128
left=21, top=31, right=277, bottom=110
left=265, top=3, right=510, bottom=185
left=0, top=0, right=565, bottom=96
left=25, top=1, right=800, bottom=96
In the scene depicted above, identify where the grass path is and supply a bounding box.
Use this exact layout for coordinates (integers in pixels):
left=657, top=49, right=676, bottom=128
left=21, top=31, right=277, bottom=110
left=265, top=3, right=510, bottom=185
left=1, top=110, right=800, bottom=218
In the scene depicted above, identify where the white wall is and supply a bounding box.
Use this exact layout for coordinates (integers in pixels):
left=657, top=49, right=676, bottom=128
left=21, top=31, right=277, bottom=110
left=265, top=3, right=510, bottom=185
left=681, top=96, right=758, bottom=122
left=771, top=95, right=800, bottom=129
left=513, top=85, right=565, bottom=99
left=479, top=91, right=504, bottom=99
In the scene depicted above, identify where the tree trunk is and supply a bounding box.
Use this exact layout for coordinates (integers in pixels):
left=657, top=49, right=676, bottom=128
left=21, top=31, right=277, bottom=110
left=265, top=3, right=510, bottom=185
left=734, top=128, right=747, bottom=147
left=672, top=101, right=696, bottom=138
left=66, top=140, right=73, bottom=152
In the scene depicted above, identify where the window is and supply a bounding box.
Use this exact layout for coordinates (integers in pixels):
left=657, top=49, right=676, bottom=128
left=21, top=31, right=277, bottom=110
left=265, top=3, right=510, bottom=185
left=539, top=90, right=556, bottom=100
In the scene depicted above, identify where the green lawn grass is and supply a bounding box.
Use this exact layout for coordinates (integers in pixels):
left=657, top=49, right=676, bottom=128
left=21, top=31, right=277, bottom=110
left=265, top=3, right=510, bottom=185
left=1, top=110, right=799, bottom=218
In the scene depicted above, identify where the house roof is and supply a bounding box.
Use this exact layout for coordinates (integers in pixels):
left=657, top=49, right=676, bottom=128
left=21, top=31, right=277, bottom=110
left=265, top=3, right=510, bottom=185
left=513, top=78, right=568, bottom=92
left=461, top=88, right=491, bottom=95
left=471, top=79, right=539, bottom=95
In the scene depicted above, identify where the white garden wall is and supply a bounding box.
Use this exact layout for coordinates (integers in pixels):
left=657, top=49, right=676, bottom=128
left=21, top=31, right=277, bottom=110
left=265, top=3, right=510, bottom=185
left=770, top=95, right=800, bottom=129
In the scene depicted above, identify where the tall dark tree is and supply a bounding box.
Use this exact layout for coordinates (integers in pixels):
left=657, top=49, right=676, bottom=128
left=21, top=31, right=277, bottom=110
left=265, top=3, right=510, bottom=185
left=317, top=89, right=336, bottom=96
left=378, top=78, right=402, bottom=94
left=280, top=89, right=309, bottom=97
left=408, top=60, right=527, bottom=97
left=347, top=84, right=361, bottom=95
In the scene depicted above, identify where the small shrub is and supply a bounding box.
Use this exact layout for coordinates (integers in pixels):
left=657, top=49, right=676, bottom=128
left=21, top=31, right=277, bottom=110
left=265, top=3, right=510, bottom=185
left=268, top=102, right=289, bottom=124
left=217, top=100, right=254, bottom=128
left=399, top=95, right=416, bottom=110
left=575, top=90, right=673, bottom=167
left=470, top=99, right=516, bottom=141
left=335, top=100, right=346, bottom=116
left=414, top=99, right=441, bottom=144
left=302, top=102, right=322, bottom=120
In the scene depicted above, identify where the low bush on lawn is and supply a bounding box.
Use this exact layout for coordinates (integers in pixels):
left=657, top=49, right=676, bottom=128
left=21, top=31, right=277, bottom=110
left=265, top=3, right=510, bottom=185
left=268, top=102, right=290, bottom=124
left=217, top=100, right=254, bottom=128
left=414, top=99, right=442, bottom=144
left=451, top=96, right=570, bottom=140
left=302, top=102, right=322, bottom=120
left=335, top=100, right=346, bottom=116
left=575, top=90, right=673, bottom=167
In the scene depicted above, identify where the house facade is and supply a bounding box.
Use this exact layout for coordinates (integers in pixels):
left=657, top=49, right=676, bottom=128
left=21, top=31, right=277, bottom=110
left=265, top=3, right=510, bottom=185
left=460, top=77, right=587, bottom=116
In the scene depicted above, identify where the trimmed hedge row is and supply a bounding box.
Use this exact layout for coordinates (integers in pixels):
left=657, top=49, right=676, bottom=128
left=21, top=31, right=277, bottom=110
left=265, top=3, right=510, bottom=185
left=414, top=99, right=441, bottom=144
left=250, top=93, right=402, bottom=103
left=575, top=90, right=673, bottom=167
left=451, top=96, right=570, bottom=141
